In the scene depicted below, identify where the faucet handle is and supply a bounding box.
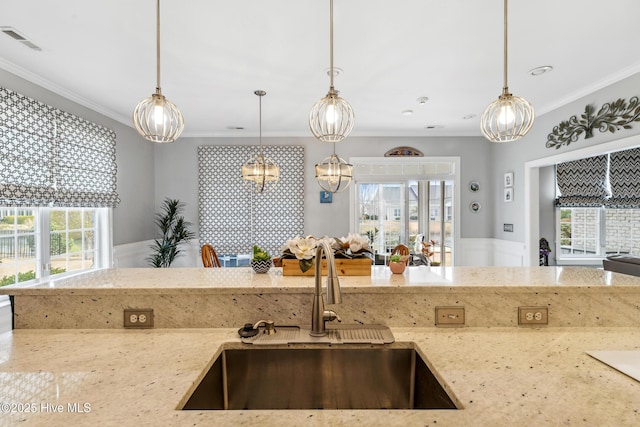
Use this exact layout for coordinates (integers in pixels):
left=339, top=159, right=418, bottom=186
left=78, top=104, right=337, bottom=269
left=323, top=310, right=341, bottom=323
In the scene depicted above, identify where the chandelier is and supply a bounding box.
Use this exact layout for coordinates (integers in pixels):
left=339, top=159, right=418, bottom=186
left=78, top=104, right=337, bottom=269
left=241, top=90, right=280, bottom=194
left=132, top=0, right=184, bottom=143
left=315, top=142, right=352, bottom=193
left=480, top=0, right=534, bottom=143
left=309, top=0, right=354, bottom=143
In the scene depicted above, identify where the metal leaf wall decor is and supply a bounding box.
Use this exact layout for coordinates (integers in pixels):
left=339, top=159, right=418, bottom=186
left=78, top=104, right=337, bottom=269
left=546, top=96, right=640, bottom=149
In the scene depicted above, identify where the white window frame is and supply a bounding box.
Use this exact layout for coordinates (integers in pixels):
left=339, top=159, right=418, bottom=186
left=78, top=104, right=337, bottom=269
left=0, top=206, right=112, bottom=286
left=555, top=207, right=604, bottom=265
left=349, top=156, right=461, bottom=266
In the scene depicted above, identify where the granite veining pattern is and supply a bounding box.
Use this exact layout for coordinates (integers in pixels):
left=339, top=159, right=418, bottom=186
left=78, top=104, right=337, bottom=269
left=2, top=266, right=640, bottom=329
left=0, top=327, right=638, bottom=426
left=3, top=266, right=640, bottom=295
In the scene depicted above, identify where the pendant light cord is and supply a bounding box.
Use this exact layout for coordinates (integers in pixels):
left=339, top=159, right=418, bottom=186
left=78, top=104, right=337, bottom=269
left=502, top=0, right=508, bottom=93
left=259, top=92, right=263, bottom=157
left=156, top=0, right=161, bottom=93
left=329, top=0, right=334, bottom=89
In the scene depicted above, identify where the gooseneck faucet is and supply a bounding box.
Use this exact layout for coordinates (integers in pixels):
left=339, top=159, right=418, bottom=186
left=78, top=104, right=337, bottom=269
left=309, top=240, right=342, bottom=336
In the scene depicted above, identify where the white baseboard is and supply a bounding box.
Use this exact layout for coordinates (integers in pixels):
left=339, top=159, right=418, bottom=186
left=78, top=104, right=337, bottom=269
left=113, top=240, right=201, bottom=268
left=492, top=239, right=527, bottom=266
left=113, top=240, right=153, bottom=268
left=458, top=238, right=527, bottom=266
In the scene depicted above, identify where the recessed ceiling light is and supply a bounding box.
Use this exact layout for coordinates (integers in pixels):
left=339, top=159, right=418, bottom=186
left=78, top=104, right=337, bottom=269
left=325, top=67, right=343, bottom=77
left=416, top=97, right=429, bottom=105
left=402, top=110, right=414, bottom=116
left=462, top=114, right=476, bottom=120
left=529, top=65, right=553, bottom=76
left=227, top=126, right=245, bottom=130
left=424, top=125, right=443, bottom=130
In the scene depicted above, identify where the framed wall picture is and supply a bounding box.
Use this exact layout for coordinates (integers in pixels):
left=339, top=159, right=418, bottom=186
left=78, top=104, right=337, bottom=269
left=320, top=191, right=332, bottom=203
left=504, top=187, right=513, bottom=202
left=504, top=172, right=514, bottom=187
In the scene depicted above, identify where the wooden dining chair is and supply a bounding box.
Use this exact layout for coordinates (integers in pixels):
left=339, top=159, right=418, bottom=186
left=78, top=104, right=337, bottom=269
left=390, top=244, right=410, bottom=265
left=201, top=243, right=221, bottom=268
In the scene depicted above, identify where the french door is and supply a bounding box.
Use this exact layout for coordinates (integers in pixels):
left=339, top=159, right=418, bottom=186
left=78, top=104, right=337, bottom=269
left=355, top=180, right=453, bottom=265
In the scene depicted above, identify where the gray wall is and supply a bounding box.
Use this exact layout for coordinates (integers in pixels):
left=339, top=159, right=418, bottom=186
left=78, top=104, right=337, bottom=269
left=153, top=135, right=493, bottom=243
left=492, top=72, right=640, bottom=244
left=0, top=69, right=156, bottom=245
left=14, top=65, right=640, bottom=256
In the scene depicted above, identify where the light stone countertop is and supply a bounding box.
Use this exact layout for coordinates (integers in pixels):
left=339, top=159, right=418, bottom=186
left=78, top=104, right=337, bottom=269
left=0, top=326, right=638, bottom=426
left=2, top=266, right=640, bottom=295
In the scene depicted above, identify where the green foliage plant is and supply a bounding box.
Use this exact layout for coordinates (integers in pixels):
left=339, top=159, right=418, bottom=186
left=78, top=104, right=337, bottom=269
left=148, top=198, right=195, bottom=268
left=252, top=245, right=271, bottom=261
left=389, top=254, right=402, bottom=263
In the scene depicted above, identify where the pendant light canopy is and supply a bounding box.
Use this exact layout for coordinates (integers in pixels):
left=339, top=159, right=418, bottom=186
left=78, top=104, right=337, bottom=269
left=133, top=0, right=184, bottom=144
left=242, top=90, right=280, bottom=194
left=315, top=143, right=353, bottom=193
left=309, top=0, right=354, bottom=143
left=480, top=0, right=534, bottom=143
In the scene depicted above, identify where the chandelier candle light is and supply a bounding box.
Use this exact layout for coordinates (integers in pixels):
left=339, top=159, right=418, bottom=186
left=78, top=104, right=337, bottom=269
left=133, top=0, right=184, bottom=143
left=480, top=0, right=534, bottom=143
left=241, top=90, right=280, bottom=194
left=309, top=0, right=355, bottom=143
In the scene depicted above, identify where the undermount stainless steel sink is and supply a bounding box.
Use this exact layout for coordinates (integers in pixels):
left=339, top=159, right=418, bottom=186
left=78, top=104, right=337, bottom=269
left=181, top=343, right=459, bottom=410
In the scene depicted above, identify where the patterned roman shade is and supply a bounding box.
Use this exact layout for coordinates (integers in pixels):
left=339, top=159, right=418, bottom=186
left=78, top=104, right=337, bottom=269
left=198, top=145, right=304, bottom=256
left=555, top=154, right=608, bottom=207
left=0, top=87, right=119, bottom=207
left=606, top=147, right=640, bottom=208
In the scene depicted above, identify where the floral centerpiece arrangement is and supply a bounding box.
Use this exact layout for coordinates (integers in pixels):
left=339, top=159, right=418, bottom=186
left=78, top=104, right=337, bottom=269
left=281, top=233, right=373, bottom=273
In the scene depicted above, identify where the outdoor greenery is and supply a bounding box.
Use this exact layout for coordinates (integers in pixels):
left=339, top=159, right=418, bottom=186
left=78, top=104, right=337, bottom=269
left=1, top=267, right=66, bottom=287
left=560, top=208, right=572, bottom=246
left=1, top=215, right=32, bottom=225
left=148, top=198, right=195, bottom=268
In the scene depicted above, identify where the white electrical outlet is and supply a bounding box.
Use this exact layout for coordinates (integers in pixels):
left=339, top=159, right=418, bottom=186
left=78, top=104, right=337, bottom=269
left=124, top=309, right=154, bottom=328
left=518, top=306, right=548, bottom=326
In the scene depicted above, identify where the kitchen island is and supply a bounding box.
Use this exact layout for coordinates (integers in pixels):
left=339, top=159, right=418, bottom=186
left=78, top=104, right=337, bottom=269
left=0, top=326, right=638, bottom=426
left=0, top=266, right=639, bottom=425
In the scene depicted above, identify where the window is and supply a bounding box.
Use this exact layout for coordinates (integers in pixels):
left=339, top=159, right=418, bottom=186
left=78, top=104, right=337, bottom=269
left=0, top=87, right=117, bottom=285
left=604, top=209, right=640, bottom=254
left=557, top=207, right=640, bottom=261
left=558, top=207, right=601, bottom=257
left=355, top=180, right=453, bottom=265
left=555, top=147, right=640, bottom=262
left=0, top=207, right=37, bottom=286
left=0, top=207, right=110, bottom=287
left=197, top=145, right=305, bottom=260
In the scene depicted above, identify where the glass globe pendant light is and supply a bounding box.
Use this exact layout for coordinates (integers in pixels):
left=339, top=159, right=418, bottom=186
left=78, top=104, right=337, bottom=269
left=241, top=90, right=280, bottom=194
left=309, top=0, right=354, bottom=143
left=480, top=0, right=534, bottom=143
left=133, top=0, right=184, bottom=143
left=315, top=142, right=353, bottom=193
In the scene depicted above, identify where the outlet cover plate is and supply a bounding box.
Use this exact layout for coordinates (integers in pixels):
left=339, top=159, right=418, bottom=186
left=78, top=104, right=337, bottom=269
left=124, top=308, right=154, bottom=328
left=518, top=306, right=548, bottom=326
left=435, top=306, right=465, bottom=327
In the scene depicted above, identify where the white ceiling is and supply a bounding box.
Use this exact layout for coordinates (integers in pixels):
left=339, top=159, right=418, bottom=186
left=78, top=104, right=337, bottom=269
left=2, top=0, right=640, bottom=138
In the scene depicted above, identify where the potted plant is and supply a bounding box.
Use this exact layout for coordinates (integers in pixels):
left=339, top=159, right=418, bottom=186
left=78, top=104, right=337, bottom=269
left=251, top=245, right=272, bottom=273
left=148, top=198, right=195, bottom=268
left=389, top=254, right=407, bottom=274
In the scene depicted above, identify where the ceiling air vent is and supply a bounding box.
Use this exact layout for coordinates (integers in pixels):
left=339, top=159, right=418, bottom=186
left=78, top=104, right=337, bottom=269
left=0, top=27, right=42, bottom=51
